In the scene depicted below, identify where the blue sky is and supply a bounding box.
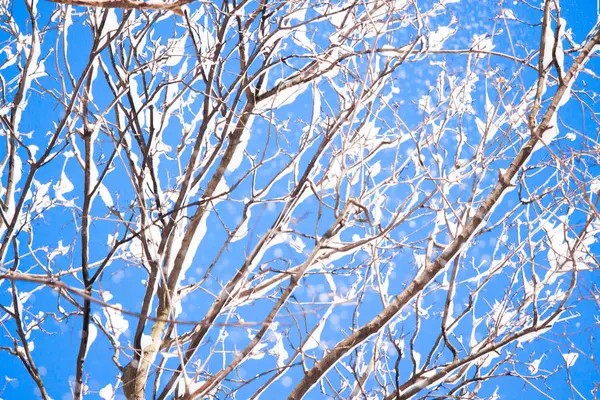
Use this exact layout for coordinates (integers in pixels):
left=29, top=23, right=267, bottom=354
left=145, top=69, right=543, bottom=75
left=1, top=0, right=600, bottom=399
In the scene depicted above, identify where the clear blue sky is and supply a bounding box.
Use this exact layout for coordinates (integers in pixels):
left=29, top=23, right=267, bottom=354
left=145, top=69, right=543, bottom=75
left=1, top=0, right=600, bottom=399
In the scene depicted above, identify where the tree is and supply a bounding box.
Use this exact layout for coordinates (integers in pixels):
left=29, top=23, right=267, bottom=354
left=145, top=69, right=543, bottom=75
left=1, top=0, right=600, bottom=398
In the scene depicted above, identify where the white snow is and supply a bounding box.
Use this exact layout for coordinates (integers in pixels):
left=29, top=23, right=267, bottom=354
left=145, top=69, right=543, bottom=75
left=542, top=18, right=555, bottom=69
left=231, top=209, right=251, bottom=243
left=428, top=26, right=455, bottom=50
left=103, top=304, right=129, bottom=343
left=471, top=34, right=494, bottom=58
left=303, top=305, right=334, bottom=351
left=227, top=115, right=254, bottom=172
left=164, top=35, right=188, bottom=67
left=257, top=82, right=310, bottom=111
left=562, top=352, right=579, bottom=367
left=528, top=354, right=545, bottom=374
left=269, top=323, right=289, bottom=368
left=84, top=324, right=98, bottom=356
left=99, top=383, right=114, bottom=400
